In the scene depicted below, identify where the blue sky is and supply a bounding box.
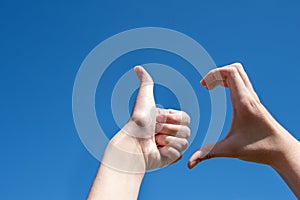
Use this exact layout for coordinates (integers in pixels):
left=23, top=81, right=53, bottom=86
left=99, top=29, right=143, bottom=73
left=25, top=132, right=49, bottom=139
left=1, top=0, right=300, bottom=199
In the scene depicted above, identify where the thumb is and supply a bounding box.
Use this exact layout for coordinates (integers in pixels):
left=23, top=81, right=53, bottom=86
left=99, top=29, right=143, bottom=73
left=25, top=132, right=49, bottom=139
left=131, top=66, right=155, bottom=127
left=134, top=66, right=154, bottom=98
left=188, top=140, right=229, bottom=169
left=122, top=66, right=155, bottom=138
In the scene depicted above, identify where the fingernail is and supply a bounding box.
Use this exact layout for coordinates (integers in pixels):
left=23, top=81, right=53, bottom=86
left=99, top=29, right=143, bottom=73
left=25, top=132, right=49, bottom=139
left=188, top=162, right=195, bottom=169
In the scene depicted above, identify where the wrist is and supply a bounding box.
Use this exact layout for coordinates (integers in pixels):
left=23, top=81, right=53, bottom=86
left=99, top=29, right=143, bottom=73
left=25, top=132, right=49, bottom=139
left=268, top=132, right=300, bottom=198
left=101, top=130, right=146, bottom=174
left=258, top=106, right=300, bottom=168
left=269, top=131, right=300, bottom=170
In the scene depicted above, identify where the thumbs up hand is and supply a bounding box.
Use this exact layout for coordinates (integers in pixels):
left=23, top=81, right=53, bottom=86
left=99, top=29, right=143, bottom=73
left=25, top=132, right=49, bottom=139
left=102, top=66, right=190, bottom=173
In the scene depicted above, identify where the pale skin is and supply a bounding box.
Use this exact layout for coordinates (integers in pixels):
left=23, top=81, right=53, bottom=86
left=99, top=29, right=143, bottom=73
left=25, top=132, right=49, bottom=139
left=88, top=66, right=191, bottom=200
left=88, top=63, right=300, bottom=199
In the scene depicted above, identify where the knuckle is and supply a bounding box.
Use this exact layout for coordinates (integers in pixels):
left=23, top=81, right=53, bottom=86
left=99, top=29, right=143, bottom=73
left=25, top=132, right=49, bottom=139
left=167, top=108, right=176, bottom=113
left=159, top=113, right=168, bottom=123
left=206, top=69, right=218, bottom=81
left=182, top=111, right=191, bottom=125
left=155, top=134, right=160, bottom=143
left=212, top=69, right=222, bottom=80
left=157, top=135, right=169, bottom=145
left=232, top=62, right=243, bottom=70
left=164, top=136, right=171, bottom=145
left=168, top=113, right=178, bottom=122
left=206, top=152, right=213, bottom=160
left=238, top=96, right=262, bottom=115
left=228, top=66, right=239, bottom=75
left=183, top=126, right=191, bottom=138
left=131, top=111, right=149, bottom=127
left=182, top=140, right=189, bottom=150
left=210, top=68, right=218, bottom=74
left=168, top=124, right=179, bottom=133
left=155, top=122, right=164, bottom=132
left=239, top=96, right=251, bottom=107
left=156, top=108, right=163, bottom=114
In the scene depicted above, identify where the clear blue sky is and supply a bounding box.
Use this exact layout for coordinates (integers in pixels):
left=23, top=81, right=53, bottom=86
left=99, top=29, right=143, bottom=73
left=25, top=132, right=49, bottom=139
left=1, top=0, right=300, bottom=199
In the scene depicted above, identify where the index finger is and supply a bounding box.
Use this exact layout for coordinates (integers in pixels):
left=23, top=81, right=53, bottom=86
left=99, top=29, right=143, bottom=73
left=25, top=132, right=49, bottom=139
left=201, top=66, right=250, bottom=106
left=156, top=108, right=190, bottom=126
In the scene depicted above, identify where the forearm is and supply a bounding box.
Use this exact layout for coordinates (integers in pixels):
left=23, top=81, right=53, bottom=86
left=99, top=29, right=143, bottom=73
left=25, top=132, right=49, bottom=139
left=87, top=164, right=144, bottom=200
left=271, top=131, right=300, bottom=198
left=87, top=131, right=146, bottom=200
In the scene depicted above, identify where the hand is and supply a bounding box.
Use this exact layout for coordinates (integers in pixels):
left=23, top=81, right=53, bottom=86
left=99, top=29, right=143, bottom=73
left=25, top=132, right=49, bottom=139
left=188, top=63, right=299, bottom=168
left=102, top=66, right=190, bottom=173
left=88, top=66, right=190, bottom=199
